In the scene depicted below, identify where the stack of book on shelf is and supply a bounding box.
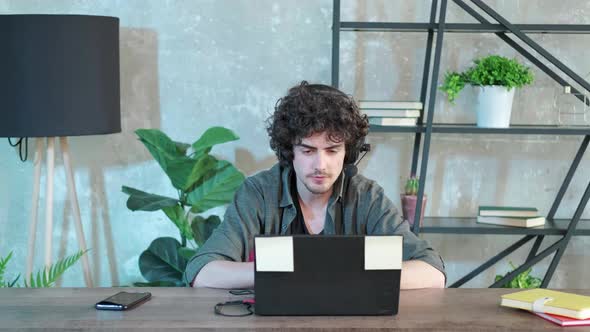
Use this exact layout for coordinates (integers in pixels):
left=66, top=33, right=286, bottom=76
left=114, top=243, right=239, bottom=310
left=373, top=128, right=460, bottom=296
left=501, top=289, right=590, bottom=327
left=359, top=101, right=422, bottom=126
left=477, top=206, right=545, bottom=228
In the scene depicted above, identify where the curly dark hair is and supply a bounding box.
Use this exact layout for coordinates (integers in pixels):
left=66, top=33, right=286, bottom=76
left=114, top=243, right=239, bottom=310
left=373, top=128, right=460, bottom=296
left=266, top=81, right=369, bottom=166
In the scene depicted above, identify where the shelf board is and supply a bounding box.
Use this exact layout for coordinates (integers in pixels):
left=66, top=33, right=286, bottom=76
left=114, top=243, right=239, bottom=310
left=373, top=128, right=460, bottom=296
left=418, top=217, right=590, bottom=235
left=369, top=124, right=424, bottom=133
left=340, top=22, right=590, bottom=34
left=369, top=123, right=590, bottom=135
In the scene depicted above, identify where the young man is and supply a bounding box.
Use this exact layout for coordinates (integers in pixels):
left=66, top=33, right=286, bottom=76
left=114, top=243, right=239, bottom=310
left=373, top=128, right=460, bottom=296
left=184, top=81, right=445, bottom=289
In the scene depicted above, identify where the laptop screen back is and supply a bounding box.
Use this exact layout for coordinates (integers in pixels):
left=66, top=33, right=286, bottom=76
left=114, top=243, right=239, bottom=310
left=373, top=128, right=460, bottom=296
left=254, top=235, right=402, bottom=316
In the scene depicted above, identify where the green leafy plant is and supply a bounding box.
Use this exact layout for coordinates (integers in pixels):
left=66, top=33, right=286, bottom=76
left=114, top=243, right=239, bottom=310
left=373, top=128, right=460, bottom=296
left=0, top=252, right=19, bottom=287
left=495, top=261, right=542, bottom=288
left=440, top=55, right=534, bottom=103
left=0, top=250, right=87, bottom=288
left=122, top=127, right=245, bottom=286
left=404, top=176, right=419, bottom=196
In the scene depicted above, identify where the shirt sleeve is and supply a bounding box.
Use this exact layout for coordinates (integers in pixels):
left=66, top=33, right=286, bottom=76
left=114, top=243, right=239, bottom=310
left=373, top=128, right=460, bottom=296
left=365, top=186, right=446, bottom=283
left=183, top=178, right=263, bottom=286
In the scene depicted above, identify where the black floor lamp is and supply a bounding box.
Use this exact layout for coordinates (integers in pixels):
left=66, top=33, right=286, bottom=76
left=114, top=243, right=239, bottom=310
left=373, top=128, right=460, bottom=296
left=0, top=15, right=121, bottom=287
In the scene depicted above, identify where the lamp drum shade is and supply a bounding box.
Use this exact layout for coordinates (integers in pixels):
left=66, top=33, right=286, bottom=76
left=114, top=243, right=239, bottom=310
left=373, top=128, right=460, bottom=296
left=0, top=15, right=120, bottom=137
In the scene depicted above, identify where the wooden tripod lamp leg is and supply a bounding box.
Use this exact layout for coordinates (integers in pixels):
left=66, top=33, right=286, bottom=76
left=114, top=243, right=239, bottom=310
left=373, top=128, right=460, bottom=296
left=60, top=137, right=94, bottom=287
left=44, top=137, right=56, bottom=269
left=26, top=138, right=44, bottom=280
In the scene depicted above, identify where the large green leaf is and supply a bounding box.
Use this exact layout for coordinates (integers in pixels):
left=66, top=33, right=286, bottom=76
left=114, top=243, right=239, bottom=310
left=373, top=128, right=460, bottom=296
left=174, top=141, right=191, bottom=156
left=162, top=205, right=193, bottom=240
left=135, top=129, right=181, bottom=172
left=187, top=160, right=245, bottom=213
left=191, top=215, right=221, bottom=247
left=138, top=237, right=187, bottom=285
left=191, top=127, right=239, bottom=157
left=122, top=186, right=179, bottom=211
left=166, top=155, right=218, bottom=191
left=178, top=247, right=197, bottom=260
left=164, top=157, right=197, bottom=190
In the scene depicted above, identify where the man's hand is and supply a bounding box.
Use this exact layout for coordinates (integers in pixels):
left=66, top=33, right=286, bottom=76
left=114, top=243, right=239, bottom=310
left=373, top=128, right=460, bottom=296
left=192, top=261, right=254, bottom=289
left=193, top=259, right=444, bottom=289
left=401, top=260, right=446, bottom=289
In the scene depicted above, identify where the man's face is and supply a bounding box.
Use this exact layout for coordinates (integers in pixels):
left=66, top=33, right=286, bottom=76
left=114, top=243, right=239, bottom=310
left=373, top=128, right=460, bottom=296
left=292, top=131, right=346, bottom=197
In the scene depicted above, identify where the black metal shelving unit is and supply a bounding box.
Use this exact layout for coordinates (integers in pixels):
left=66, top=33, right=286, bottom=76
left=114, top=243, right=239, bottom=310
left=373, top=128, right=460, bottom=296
left=332, top=0, right=590, bottom=288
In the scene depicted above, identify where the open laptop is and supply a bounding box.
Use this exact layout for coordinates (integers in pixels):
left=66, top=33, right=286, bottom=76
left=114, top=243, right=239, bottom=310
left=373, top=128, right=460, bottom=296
left=253, top=235, right=402, bottom=316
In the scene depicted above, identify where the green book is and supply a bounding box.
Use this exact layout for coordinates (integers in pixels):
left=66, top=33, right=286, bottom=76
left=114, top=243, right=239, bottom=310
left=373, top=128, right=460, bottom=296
left=478, top=206, right=538, bottom=217
left=477, top=216, right=545, bottom=228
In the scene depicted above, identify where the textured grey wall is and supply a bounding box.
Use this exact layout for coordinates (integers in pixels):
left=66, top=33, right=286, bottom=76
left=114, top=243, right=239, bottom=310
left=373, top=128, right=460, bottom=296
left=1, top=0, right=589, bottom=288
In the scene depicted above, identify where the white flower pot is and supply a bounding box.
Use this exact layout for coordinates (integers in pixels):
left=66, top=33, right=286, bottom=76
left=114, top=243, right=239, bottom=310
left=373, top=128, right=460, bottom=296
left=475, top=86, right=516, bottom=128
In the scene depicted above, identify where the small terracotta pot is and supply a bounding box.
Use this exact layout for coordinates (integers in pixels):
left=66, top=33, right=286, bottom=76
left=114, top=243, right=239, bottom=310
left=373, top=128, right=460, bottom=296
left=400, top=194, right=427, bottom=227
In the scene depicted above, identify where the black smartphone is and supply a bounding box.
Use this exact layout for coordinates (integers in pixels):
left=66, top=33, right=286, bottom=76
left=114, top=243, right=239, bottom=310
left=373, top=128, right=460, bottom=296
left=95, top=291, right=151, bottom=311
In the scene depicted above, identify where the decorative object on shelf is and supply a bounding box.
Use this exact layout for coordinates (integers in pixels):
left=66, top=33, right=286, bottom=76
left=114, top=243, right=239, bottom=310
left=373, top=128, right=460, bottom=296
left=0, top=15, right=121, bottom=287
left=557, top=83, right=590, bottom=127
left=0, top=250, right=87, bottom=288
left=400, top=176, right=426, bottom=227
left=495, top=261, right=541, bottom=289
left=122, top=127, right=245, bottom=286
left=440, top=55, right=534, bottom=128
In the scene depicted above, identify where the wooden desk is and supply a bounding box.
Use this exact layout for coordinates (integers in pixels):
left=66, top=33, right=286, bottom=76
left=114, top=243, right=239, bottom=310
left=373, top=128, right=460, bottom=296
left=1, top=287, right=588, bottom=331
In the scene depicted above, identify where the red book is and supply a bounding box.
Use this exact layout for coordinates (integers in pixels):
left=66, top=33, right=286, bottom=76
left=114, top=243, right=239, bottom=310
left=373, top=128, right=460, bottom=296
left=534, top=312, right=590, bottom=327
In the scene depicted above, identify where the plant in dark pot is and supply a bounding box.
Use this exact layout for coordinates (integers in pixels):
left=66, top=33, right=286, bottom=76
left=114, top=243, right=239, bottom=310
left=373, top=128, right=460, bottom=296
left=400, top=176, right=426, bottom=227
left=440, top=55, right=534, bottom=128
left=122, top=127, right=245, bottom=286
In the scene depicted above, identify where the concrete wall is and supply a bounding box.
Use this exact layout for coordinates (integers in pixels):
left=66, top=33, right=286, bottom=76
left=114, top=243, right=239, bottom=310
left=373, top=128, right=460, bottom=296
left=1, top=0, right=589, bottom=287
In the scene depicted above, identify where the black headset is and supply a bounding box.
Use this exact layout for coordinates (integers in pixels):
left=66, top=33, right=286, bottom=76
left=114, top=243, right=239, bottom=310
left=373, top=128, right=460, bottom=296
left=345, top=140, right=371, bottom=168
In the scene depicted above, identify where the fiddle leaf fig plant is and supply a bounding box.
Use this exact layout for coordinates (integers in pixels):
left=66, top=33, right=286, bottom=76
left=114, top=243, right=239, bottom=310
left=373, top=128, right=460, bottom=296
left=122, top=127, right=245, bottom=286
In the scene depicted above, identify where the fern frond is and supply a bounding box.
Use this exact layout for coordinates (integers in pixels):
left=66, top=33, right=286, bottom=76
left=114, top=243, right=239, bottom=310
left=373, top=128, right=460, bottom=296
left=8, top=274, right=20, bottom=288
left=25, top=250, right=88, bottom=288
left=0, top=251, right=14, bottom=287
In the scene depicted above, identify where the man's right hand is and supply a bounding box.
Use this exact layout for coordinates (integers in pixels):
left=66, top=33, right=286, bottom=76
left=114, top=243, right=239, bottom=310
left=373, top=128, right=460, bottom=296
left=192, top=261, right=254, bottom=289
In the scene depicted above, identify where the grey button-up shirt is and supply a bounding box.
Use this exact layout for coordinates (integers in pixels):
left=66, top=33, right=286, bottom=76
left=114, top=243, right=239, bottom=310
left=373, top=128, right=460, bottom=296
left=184, top=163, right=445, bottom=286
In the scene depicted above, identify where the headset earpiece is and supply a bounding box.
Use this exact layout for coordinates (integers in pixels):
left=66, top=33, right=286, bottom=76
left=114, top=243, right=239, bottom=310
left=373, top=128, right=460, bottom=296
left=345, top=140, right=370, bottom=165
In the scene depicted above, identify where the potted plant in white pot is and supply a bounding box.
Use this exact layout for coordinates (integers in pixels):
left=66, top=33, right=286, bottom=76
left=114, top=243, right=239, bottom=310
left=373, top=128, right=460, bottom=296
left=440, top=55, right=534, bottom=128
left=400, top=176, right=426, bottom=227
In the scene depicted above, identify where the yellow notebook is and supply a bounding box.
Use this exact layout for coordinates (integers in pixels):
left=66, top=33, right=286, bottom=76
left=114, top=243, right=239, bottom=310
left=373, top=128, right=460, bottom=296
left=501, top=289, right=590, bottom=319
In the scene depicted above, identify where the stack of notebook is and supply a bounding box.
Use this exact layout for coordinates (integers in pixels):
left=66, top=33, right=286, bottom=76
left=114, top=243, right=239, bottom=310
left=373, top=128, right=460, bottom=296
left=477, top=206, right=545, bottom=228
left=359, top=101, right=422, bottom=127
left=501, top=289, right=590, bottom=327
